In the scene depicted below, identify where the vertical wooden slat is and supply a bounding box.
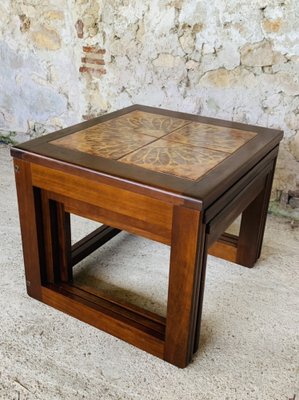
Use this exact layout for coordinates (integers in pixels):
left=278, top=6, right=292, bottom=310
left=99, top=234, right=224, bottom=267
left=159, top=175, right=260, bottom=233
left=164, top=206, right=205, bottom=368
left=14, top=160, right=42, bottom=299
left=193, top=235, right=208, bottom=354
left=41, top=190, right=56, bottom=283
left=237, top=159, right=276, bottom=268
left=55, top=203, right=72, bottom=282
left=41, top=192, right=72, bottom=283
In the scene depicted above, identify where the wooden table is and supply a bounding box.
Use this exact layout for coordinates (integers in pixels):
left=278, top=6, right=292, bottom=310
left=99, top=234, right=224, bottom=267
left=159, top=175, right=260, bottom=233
left=11, top=105, right=283, bottom=368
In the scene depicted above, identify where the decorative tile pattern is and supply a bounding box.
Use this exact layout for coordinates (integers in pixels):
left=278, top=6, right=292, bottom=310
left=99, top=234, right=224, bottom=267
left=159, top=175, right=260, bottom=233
left=164, top=122, right=257, bottom=153
left=51, top=110, right=257, bottom=181
left=119, top=139, right=229, bottom=180
left=100, top=110, right=190, bottom=138
left=51, top=126, right=155, bottom=159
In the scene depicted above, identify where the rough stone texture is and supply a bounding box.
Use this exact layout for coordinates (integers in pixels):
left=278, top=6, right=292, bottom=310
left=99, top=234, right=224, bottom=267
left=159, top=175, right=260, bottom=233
left=240, top=39, right=286, bottom=66
left=0, top=0, right=80, bottom=139
left=0, top=1, right=299, bottom=198
left=290, top=131, right=299, bottom=161
left=31, top=28, right=62, bottom=51
left=1, top=145, right=298, bottom=399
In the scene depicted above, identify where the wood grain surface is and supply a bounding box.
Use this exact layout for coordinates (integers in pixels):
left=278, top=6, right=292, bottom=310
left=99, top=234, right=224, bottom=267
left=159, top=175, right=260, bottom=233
left=11, top=104, right=283, bottom=368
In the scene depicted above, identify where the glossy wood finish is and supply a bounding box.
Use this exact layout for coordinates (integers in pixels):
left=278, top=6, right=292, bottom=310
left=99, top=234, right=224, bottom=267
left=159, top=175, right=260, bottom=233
left=203, top=146, right=279, bottom=223
left=40, top=190, right=56, bottom=284
left=11, top=105, right=283, bottom=208
left=11, top=105, right=283, bottom=368
left=54, top=203, right=72, bottom=283
left=237, top=159, right=277, bottom=267
left=207, top=168, right=268, bottom=246
left=31, top=163, right=173, bottom=245
left=41, top=284, right=165, bottom=358
left=13, top=159, right=42, bottom=298
left=208, top=233, right=238, bottom=263
left=71, top=225, right=121, bottom=266
left=164, top=207, right=206, bottom=367
left=73, top=282, right=166, bottom=328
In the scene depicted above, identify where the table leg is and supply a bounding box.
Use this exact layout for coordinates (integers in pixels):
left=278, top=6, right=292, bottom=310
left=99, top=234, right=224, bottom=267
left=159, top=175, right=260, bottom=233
left=236, top=159, right=276, bottom=268
left=164, top=206, right=207, bottom=368
left=14, top=160, right=42, bottom=299
left=193, top=239, right=208, bottom=355
left=40, top=192, right=72, bottom=284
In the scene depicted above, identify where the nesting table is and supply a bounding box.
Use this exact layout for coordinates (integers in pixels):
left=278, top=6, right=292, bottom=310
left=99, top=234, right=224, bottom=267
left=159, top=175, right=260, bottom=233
left=11, top=105, right=283, bottom=368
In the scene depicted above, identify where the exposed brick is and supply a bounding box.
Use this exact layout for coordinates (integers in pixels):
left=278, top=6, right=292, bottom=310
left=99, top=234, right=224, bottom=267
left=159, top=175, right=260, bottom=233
left=80, top=46, right=106, bottom=77
left=79, top=66, right=106, bottom=76
left=83, top=46, right=106, bottom=54
left=81, top=57, right=105, bottom=65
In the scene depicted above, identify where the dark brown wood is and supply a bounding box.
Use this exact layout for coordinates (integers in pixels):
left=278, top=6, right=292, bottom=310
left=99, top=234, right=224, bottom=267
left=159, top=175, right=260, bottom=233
left=11, top=105, right=283, bottom=208
left=237, top=159, right=277, bottom=267
left=41, top=285, right=165, bottom=358
left=31, top=163, right=173, bottom=244
left=55, top=203, right=72, bottom=282
left=40, top=190, right=57, bottom=283
left=40, top=193, right=72, bottom=283
left=72, top=225, right=121, bottom=266
left=207, top=169, right=269, bottom=246
left=74, top=282, right=166, bottom=326
left=34, top=188, right=48, bottom=285
left=13, top=159, right=42, bottom=299
left=193, top=233, right=209, bottom=354
left=11, top=104, right=283, bottom=368
left=164, top=206, right=204, bottom=368
left=204, top=147, right=279, bottom=223
left=60, top=283, right=165, bottom=336
left=10, top=147, right=201, bottom=210
left=47, top=190, right=171, bottom=245
left=208, top=233, right=238, bottom=263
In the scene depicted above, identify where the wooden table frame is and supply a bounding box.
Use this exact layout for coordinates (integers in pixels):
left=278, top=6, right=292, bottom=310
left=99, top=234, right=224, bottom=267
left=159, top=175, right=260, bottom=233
left=11, top=105, right=282, bottom=368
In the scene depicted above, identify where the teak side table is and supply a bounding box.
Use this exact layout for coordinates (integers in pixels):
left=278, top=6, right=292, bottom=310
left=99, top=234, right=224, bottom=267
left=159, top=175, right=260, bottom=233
left=11, top=105, right=283, bottom=368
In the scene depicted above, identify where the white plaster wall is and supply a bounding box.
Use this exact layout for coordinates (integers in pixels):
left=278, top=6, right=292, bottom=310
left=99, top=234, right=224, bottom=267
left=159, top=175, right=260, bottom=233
left=0, top=0, right=82, bottom=140
left=100, top=0, right=299, bottom=195
left=0, top=0, right=298, bottom=196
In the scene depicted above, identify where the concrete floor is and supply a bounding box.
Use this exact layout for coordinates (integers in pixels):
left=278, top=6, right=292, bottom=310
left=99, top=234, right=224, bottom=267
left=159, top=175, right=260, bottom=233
left=0, top=145, right=298, bottom=400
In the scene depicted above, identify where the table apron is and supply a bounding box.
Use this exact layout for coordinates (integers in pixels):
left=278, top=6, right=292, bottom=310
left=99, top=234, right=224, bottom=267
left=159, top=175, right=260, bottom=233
left=30, top=163, right=173, bottom=245
left=206, top=159, right=274, bottom=246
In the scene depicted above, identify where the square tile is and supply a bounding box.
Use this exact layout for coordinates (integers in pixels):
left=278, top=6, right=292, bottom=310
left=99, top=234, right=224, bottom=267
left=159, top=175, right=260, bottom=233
left=164, top=122, right=257, bottom=153
left=100, top=110, right=190, bottom=138
left=51, top=125, right=156, bottom=159
left=119, top=139, right=230, bottom=180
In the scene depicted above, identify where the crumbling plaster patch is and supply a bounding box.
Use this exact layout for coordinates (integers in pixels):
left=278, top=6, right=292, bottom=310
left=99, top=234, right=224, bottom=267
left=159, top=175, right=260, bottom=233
left=0, top=0, right=298, bottom=197
left=101, top=0, right=299, bottom=197
left=0, top=0, right=81, bottom=138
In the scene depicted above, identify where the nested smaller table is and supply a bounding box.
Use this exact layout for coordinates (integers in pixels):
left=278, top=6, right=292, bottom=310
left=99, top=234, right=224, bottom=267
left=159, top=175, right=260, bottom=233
left=11, top=105, right=282, bottom=368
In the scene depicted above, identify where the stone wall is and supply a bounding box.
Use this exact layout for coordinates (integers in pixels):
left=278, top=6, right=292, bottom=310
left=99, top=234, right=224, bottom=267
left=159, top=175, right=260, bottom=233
left=0, top=0, right=298, bottom=204
left=0, top=0, right=80, bottom=140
